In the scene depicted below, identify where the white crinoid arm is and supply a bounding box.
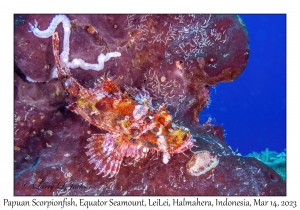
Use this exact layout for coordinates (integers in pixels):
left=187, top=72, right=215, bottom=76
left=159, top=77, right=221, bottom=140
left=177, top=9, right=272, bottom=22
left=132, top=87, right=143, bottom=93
left=28, top=15, right=70, bottom=38
left=67, top=52, right=121, bottom=71
left=28, top=15, right=121, bottom=71
left=28, top=15, right=71, bottom=65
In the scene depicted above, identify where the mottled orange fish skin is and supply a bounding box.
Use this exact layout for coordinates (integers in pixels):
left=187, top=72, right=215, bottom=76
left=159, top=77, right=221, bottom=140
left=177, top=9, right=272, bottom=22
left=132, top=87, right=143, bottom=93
left=102, top=80, right=120, bottom=94
left=52, top=32, right=195, bottom=177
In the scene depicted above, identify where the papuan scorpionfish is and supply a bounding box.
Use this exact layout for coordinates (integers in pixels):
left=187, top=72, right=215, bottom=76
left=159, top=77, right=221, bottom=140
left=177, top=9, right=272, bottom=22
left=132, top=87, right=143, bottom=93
left=29, top=15, right=195, bottom=178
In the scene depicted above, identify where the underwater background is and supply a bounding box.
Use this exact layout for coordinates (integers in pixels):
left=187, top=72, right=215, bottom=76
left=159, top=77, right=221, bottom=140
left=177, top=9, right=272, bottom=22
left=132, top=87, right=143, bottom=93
left=13, top=14, right=287, bottom=195
left=200, top=14, right=286, bottom=156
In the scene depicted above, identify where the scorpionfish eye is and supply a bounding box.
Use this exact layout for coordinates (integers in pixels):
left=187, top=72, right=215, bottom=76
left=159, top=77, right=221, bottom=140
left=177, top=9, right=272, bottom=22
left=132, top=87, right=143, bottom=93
left=166, top=127, right=193, bottom=153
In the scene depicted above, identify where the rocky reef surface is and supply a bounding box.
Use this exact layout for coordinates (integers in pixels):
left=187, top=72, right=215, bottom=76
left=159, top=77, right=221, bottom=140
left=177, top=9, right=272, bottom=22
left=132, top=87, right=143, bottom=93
left=14, top=14, right=285, bottom=195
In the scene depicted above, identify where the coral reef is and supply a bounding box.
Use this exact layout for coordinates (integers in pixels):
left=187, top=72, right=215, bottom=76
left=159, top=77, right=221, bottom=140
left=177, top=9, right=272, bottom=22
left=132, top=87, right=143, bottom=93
left=247, top=149, right=286, bottom=181
left=14, top=14, right=285, bottom=195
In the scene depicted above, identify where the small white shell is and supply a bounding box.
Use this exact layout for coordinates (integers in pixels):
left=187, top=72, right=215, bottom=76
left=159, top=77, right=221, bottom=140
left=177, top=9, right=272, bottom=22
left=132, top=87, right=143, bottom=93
left=186, top=150, right=219, bottom=176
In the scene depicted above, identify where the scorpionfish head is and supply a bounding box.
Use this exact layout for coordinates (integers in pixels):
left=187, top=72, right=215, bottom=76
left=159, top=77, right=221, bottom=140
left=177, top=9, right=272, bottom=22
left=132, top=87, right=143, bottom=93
left=147, top=108, right=195, bottom=154
left=165, top=126, right=195, bottom=154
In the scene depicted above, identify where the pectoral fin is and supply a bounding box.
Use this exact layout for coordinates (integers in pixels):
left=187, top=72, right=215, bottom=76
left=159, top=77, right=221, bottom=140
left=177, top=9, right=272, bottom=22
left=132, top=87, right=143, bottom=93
left=85, top=133, right=128, bottom=177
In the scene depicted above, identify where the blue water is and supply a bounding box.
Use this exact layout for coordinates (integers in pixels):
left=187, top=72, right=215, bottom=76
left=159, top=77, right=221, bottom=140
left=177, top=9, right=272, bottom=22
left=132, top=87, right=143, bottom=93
left=200, top=15, right=286, bottom=155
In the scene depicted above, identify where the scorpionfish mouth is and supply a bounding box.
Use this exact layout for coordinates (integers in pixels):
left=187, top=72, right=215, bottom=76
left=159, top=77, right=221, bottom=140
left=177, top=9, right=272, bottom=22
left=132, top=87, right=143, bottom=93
left=170, top=132, right=195, bottom=154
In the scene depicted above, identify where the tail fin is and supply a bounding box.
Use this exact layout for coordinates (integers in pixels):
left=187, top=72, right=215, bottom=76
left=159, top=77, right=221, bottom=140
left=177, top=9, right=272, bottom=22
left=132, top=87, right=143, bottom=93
left=52, top=32, right=71, bottom=79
